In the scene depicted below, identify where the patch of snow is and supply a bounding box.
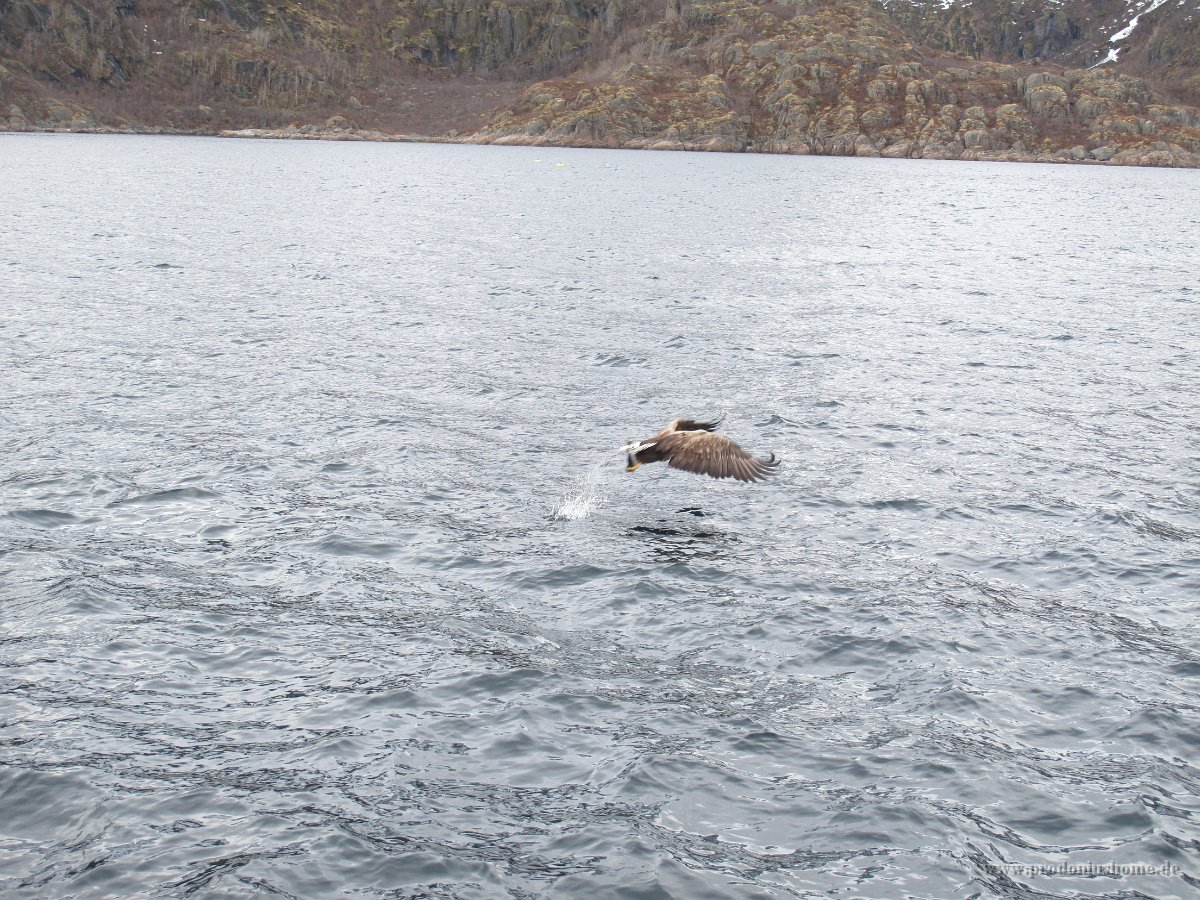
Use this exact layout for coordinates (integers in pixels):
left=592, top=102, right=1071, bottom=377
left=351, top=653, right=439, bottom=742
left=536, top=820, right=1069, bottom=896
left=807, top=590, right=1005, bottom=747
left=1110, top=0, right=1171, bottom=43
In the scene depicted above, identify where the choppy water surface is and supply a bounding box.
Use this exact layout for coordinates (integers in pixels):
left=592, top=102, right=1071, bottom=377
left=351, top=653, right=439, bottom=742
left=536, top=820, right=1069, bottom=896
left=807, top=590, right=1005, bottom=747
left=2, top=134, right=1198, bottom=898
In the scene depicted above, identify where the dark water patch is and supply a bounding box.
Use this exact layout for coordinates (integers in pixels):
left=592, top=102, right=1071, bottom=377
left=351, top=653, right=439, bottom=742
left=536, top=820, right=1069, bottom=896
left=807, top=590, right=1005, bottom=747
left=592, top=353, right=646, bottom=367
left=860, top=498, right=930, bottom=511
left=109, top=486, right=220, bottom=507
left=1096, top=508, right=1200, bottom=543
left=755, top=414, right=797, bottom=427
left=308, top=536, right=407, bottom=560
left=3, top=508, right=80, bottom=528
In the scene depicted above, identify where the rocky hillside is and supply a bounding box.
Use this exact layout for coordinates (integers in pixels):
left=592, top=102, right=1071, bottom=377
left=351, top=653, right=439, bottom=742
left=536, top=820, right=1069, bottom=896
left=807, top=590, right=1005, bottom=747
left=2, top=0, right=1198, bottom=166
left=881, top=0, right=1200, bottom=85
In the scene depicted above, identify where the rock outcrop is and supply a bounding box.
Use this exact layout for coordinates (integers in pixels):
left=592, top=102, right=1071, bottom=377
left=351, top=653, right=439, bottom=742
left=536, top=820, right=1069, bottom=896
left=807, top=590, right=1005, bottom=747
left=1, top=0, right=1198, bottom=167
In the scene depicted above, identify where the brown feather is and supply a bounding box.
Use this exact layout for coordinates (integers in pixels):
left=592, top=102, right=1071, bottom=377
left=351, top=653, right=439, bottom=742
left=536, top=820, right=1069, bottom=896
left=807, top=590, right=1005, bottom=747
left=665, top=415, right=724, bottom=434
left=647, top=429, right=779, bottom=483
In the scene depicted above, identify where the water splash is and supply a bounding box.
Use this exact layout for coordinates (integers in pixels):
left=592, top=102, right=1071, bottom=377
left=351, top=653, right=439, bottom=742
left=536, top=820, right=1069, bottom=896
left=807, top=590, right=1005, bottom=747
left=554, top=462, right=611, bottom=520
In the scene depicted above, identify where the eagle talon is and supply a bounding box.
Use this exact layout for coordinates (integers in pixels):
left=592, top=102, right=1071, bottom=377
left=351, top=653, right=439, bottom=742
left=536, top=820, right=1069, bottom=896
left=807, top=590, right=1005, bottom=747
left=626, top=464, right=641, bottom=472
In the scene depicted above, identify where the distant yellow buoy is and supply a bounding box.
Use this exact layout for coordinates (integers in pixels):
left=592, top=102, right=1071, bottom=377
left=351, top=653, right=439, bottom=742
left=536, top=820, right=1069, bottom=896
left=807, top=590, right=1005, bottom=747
left=555, top=162, right=566, bottom=168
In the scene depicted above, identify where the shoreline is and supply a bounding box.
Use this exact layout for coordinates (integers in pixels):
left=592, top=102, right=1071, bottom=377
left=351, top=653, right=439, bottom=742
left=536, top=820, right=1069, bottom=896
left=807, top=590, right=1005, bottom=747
left=6, top=124, right=1198, bottom=169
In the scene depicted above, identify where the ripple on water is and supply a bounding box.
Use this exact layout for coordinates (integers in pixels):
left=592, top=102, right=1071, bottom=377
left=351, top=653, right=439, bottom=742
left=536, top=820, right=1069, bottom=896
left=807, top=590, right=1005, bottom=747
left=3, top=508, right=81, bottom=528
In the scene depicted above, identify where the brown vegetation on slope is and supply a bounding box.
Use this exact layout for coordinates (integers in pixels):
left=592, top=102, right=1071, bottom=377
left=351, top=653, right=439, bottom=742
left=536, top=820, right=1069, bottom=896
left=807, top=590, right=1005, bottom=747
left=1, top=0, right=1198, bottom=166
left=477, top=0, right=1200, bottom=165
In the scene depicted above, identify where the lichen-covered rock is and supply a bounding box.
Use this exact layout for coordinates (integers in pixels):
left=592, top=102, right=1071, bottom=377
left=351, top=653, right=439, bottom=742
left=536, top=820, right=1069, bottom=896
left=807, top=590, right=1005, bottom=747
left=992, top=103, right=1036, bottom=149
left=1025, top=83, right=1069, bottom=119
left=854, top=134, right=880, bottom=157
left=962, top=128, right=991, bottom=150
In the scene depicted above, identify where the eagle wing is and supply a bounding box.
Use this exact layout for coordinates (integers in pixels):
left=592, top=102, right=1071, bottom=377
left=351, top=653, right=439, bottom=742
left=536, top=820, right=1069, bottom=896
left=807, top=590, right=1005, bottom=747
left=664, top=415, right=724, bottom=434
left=656, top=430, right=779, bottom=483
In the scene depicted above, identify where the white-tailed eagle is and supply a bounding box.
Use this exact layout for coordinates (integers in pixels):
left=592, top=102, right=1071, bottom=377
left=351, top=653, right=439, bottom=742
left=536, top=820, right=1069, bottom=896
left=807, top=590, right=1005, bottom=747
left=623, top=417, right=779, bottom=483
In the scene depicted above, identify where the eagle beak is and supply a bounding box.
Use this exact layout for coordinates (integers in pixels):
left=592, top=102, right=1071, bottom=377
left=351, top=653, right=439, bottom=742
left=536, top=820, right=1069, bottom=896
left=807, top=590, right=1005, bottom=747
left=626, top=463, right=641, bottom=473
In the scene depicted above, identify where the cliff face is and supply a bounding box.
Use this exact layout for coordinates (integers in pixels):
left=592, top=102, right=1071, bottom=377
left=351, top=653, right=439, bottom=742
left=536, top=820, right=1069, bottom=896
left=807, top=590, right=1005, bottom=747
left=0, top=0, right=640, bottom=132
left=881, top=0, right=1200, bottom=88
left=2, top=0, right=1198, bottom=166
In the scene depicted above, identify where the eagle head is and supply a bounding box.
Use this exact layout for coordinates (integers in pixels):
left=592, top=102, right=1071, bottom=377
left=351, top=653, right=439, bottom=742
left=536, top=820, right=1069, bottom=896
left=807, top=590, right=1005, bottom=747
left=622, top=441, right=654, bottom=473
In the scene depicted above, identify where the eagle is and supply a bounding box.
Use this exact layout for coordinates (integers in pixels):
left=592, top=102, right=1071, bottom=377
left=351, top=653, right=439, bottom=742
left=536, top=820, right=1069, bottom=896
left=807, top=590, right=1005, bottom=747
left=622, top=417, right=779, bottom=483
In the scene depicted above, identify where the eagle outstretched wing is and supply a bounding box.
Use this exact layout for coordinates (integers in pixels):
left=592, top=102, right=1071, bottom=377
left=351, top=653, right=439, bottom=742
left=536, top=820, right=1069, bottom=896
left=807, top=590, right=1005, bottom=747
left=655, top=430, right=779, bottom=483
